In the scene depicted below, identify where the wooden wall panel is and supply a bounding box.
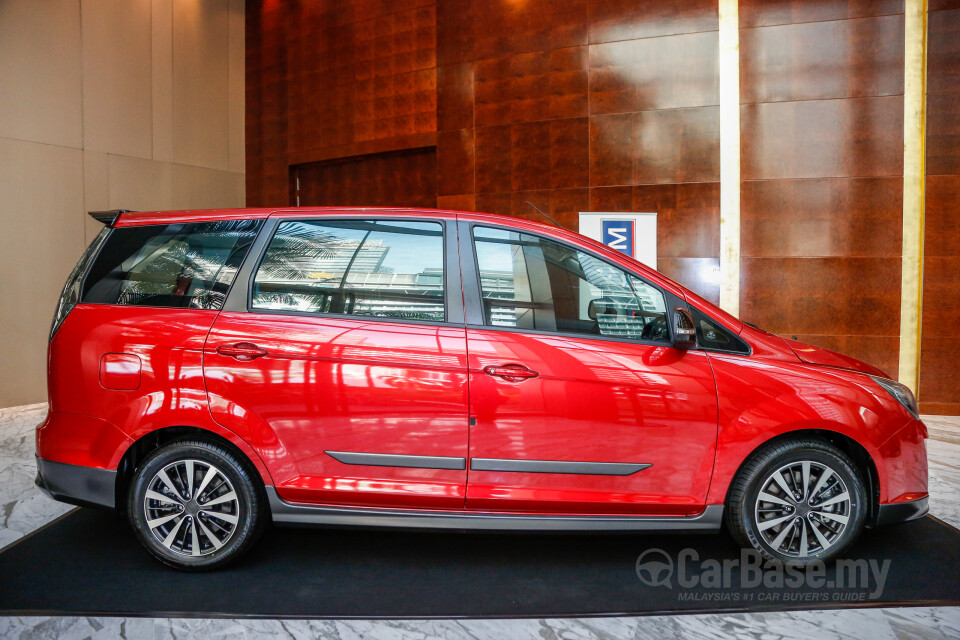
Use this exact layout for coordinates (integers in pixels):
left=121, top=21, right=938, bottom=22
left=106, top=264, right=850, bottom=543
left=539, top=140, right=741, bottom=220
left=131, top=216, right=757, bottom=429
left=739, top=0, right=904, bottom=28
left=920, top=7, right=960, bottom=413
left=588, top=31, right=719, bottom=113
left=294, top=147, right=437, bottom=208
left=741, top=97, right=904, bottom=180
left=740, top=15, right=904, bottom=104
left=926, top=91, right=960, bottom=175
left=739, top=4, right=905, bottom=377
left=588, top=0, right=717, bottom=43
left=245, top=0, right=288, bottom=207
left=246, top=0, right=436, bottom=209
left=436, top=0, right=587, bottom=65
left=741, top=178, right=903, bottom=258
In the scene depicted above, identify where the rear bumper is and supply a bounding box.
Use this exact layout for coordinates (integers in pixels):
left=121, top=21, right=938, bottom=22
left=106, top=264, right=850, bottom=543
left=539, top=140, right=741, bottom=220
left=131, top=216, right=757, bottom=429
left=875, top=495, right=929, bottom=526
left=35, top=456, right=116, bottom=509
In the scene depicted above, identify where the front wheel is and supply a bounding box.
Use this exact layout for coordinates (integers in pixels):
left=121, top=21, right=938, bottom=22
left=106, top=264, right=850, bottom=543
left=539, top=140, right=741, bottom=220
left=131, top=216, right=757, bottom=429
left=726, top=439, right=868, bottom=565
left=127, top=439, right=266, bottom=570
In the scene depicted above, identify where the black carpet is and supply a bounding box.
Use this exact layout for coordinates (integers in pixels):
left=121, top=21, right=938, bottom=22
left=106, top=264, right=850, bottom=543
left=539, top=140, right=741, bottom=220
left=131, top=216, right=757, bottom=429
left=1, top=509, right=959, bottom=619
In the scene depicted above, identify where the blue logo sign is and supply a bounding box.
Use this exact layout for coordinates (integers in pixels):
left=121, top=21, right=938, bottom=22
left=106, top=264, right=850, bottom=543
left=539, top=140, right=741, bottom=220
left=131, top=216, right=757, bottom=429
left=602, top=219, right=636, bottom=257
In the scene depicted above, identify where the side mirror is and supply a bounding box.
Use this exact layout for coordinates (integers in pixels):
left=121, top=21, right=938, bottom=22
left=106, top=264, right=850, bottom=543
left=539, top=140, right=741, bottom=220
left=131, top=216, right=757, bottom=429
left=673, top=306, right=697, bottom=349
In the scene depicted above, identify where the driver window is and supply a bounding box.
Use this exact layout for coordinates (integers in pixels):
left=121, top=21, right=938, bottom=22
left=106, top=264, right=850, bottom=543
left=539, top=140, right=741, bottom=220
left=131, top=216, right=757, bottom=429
left=473, top=226, right=669, bottom=342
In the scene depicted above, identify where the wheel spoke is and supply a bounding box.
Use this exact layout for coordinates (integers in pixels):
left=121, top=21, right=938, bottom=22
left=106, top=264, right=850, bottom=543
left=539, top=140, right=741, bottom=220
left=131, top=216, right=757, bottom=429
left=810, top=469, right=833, bottom=501
left=816, top=491, right=849, bottom=508
left=771, top=472, right=796, bottom=500
left=799, top=519, right=810, bottom=557
left=185, top=460, right=194, bottom=498
left=145, top=490, right=180, bottom=506
left=161, top=516, right=186, bottom=549
left=801, top=461, right=811, bottom=501
left=200, top=491, right=237, bottom=508
left=816, top=511, right=849, bottom=526
left=190, top=519, right=201, bottom=556
left=156, top=469, right=181, bottom=497
left=770, top=519, right=797, bottom=551
left=809, top=520, right=834, bottom=551
left=759, top=513, right=795, bottom=532
left=202, top=510, right=239, bottom=525
left=195, top=465, right=218, bottom=499
left=147, top=512, right=181, bottom=530
left=197, top=519, right=224, bottom=550
left=758, top=491, right=794, bottom=507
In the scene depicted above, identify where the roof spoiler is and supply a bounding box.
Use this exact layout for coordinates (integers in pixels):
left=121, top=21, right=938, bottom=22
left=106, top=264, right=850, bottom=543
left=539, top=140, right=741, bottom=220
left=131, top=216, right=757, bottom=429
left=88, top=209, right=133, bottom=227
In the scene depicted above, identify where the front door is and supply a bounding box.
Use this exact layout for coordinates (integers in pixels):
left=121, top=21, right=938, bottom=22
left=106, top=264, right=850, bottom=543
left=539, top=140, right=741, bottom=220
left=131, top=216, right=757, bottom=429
left=203, top=216, right=469, bottom=510
left=461, top=223, right=719, bottom=515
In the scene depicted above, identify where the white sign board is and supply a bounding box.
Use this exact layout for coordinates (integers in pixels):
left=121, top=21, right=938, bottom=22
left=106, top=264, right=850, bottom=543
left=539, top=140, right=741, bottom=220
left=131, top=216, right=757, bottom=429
left=578, top=212, right=657, bottom=269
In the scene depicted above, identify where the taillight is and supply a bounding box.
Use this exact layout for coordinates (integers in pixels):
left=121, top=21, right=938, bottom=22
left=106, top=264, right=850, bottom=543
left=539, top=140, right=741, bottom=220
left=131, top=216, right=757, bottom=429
left=50, top=228, right=110, bottom=341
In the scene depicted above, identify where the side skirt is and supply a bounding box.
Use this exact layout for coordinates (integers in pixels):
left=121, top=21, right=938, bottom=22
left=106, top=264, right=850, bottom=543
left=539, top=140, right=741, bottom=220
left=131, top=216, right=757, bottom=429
left=265, top=487, right=724, bottom=532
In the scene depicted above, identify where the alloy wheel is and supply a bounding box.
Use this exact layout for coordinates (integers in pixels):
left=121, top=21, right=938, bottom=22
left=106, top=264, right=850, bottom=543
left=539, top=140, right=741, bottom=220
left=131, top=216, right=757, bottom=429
left=753, top=460, right=852, bottom=558
left=143, top=459, right=241, bottom=557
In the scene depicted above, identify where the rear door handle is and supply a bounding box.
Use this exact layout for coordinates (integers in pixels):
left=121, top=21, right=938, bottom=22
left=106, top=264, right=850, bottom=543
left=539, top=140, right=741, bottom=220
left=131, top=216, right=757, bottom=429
left=483, top=363, right=539, bottom=382
left=216, top=342, right=268, bottom=361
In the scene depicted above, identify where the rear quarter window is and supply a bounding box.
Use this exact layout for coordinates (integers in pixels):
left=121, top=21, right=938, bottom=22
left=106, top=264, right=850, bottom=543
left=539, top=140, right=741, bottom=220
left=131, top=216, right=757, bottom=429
left=82, top=220, right=263, bottom=309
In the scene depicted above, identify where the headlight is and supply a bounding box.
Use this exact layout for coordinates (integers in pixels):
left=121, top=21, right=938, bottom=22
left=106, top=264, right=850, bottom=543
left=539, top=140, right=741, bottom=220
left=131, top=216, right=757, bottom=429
left=870, top=376, right=920, bottom=419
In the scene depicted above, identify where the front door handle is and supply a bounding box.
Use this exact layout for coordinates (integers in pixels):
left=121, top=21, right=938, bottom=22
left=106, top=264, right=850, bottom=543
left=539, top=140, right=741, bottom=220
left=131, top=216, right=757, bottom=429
left=483, top=363, right=539, bottom=382
left=217, top=342, right=268, bottom=361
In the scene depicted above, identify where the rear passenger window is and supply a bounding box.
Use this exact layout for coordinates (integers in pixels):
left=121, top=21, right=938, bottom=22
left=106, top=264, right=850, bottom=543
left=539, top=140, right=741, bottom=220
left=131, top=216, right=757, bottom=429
left=251, top=220, right=445, bottom=322
left=82, top=220, right=263, bottom=309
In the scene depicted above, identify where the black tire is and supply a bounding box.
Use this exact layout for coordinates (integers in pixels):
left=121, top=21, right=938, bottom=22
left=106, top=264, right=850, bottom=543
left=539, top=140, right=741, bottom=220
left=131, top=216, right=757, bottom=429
left=127, top=439, right=267, bottom=571
left=725, top=438, right=868, bottom=565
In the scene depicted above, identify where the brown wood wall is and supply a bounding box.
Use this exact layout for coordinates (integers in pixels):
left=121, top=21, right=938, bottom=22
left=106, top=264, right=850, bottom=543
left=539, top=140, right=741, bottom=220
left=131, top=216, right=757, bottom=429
left=246, top=0, right=723, bottom=304
left=738, top=0, right=906, bottom=380
left=246, top=0, right=955, bottom=406
left=920, top=0, right=960, bottom=414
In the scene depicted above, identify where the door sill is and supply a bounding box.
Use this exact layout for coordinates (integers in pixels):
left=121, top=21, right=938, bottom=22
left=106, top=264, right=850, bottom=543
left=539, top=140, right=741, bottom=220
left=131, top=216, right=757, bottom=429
left=266, top=487, right=723, bottom=532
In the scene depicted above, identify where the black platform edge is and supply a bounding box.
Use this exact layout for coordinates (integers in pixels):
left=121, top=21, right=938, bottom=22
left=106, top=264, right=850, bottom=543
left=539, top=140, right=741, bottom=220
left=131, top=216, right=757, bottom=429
left=1, top=512, right=958, bottom=621
left=4, top=596, right=960, bottom=622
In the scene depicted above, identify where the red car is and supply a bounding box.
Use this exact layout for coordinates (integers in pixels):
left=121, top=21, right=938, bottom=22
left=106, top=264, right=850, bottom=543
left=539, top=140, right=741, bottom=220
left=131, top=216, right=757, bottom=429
left=36, top=207, right=928, bottom=570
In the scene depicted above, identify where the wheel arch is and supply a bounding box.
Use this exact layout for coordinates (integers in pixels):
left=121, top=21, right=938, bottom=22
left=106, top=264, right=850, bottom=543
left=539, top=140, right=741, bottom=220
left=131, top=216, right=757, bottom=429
left=115, top=425, right=270, bottom=515
left=721, top=428, right=881, bottom=524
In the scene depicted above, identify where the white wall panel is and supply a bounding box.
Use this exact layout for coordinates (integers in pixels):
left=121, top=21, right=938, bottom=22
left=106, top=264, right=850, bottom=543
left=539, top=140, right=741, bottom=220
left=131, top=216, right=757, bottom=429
left=174, top=164, right=244, bottom=210
left=82, top=0, right=153, bottom=158
left=172, top=0, right=230, bottom=171
left=0, top=138, right=84, bottom=407
left=0, top=0, right=82, bottom=148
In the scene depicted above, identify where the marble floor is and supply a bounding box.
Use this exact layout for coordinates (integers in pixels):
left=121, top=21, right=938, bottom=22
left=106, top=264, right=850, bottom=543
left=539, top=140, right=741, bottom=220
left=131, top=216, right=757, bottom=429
left=1, top=404, right=958, bottom=640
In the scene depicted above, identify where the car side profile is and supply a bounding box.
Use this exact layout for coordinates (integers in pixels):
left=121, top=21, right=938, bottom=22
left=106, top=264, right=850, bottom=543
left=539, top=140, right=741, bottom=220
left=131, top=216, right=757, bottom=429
left=35, top=207, right=929, bottom=570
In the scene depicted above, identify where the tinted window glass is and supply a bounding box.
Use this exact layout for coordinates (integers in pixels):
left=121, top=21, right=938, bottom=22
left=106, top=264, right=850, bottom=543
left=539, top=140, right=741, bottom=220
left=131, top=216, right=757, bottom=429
left=473, top=226, right=668, bottom=341
left=693, top=309, right=750, bottom=354
left=252, top=220, right=445, bottom=322
left=82, top=220, right=262, bottom=309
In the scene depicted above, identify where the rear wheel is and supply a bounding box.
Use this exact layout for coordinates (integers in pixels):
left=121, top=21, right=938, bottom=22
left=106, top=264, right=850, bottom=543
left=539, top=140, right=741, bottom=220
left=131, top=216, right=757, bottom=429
left=127, top=439, right=266, bottom=571
left=726, top=439, right=867, bottom=565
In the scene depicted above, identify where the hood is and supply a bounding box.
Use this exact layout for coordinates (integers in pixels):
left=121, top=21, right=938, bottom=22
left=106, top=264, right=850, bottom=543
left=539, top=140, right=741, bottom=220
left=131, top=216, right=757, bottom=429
left=783, top=338, right=889, bottom=379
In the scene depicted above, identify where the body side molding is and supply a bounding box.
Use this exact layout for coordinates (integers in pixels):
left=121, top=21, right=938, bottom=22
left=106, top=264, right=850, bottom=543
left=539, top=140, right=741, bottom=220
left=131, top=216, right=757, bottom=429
left=325, top=450, right=466, bottom=471
left=266, top=487, right=723, bottom=531
left=470, top=458, right=651, bottom=476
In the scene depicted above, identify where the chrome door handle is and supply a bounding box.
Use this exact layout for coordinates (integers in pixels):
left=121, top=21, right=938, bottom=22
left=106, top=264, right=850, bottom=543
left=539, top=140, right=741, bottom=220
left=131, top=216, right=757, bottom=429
left=483, top=363, right=539, bottom=382
left=216, top=342, right=268, bottom=361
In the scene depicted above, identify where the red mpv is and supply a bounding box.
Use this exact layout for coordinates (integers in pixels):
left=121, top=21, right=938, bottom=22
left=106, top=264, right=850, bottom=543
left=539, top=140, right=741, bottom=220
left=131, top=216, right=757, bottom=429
left=36, top=208, right=928, bottom=570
